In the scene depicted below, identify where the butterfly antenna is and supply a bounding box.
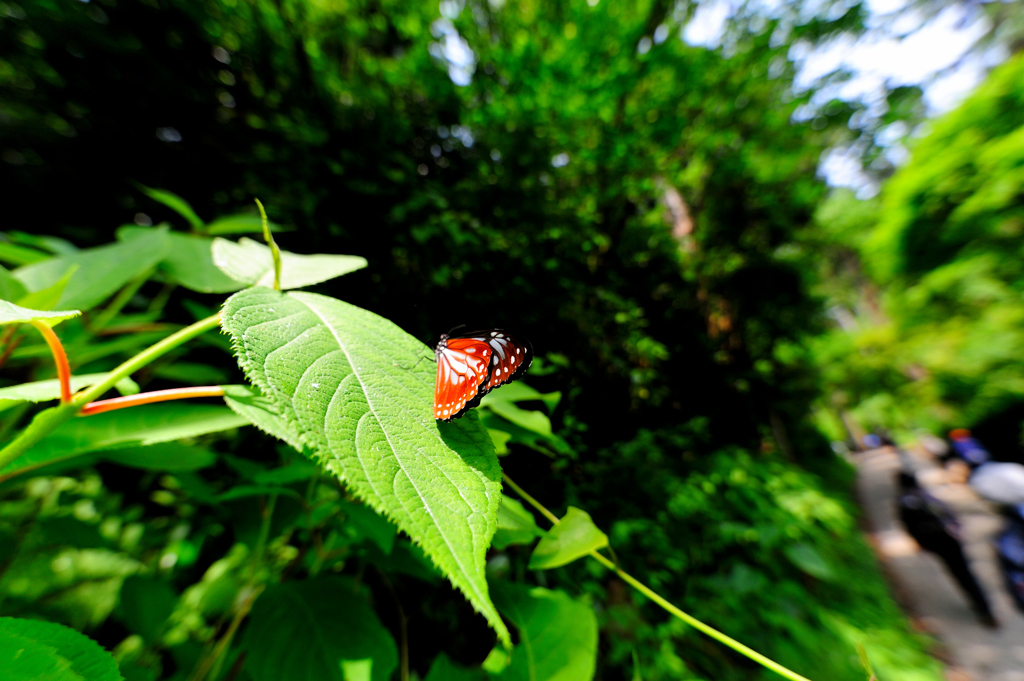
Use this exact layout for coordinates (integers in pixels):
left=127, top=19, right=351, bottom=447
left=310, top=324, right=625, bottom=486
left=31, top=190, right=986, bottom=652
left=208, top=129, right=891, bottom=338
left=393, top=355, right=433, bottom=371
left=446, top=324, right=466, bottom=336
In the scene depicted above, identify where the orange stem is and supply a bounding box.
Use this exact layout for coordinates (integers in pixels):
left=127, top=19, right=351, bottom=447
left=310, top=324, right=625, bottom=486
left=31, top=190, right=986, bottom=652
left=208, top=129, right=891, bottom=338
left=29, top=321, right=72, bottom=403
left=81, top=386, right=225, bottom=416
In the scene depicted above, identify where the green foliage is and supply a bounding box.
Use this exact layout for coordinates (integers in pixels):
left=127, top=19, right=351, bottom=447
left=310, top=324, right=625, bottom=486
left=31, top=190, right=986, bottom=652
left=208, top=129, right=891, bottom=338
left=572, top=427, right=941, bottom=681
left=221, top=286, right=509, bottom=644
left=490, top=582, right=598, bottom=681
left=242, top=577, right=398, bottom=681
left=0, top=617, right=122, bottom=681
left=0, top=404, right=248, bottom=481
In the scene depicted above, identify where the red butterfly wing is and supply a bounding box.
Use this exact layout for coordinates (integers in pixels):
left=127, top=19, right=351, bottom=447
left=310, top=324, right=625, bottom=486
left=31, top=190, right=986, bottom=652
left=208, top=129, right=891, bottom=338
left=434, top=337, right=493, bottom=421
left=433, top=330, right=533, bottom=421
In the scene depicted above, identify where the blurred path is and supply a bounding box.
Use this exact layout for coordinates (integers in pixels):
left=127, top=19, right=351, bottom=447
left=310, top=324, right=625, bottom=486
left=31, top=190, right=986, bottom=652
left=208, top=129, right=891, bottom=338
left=855, top=447, right=1024, bottom=681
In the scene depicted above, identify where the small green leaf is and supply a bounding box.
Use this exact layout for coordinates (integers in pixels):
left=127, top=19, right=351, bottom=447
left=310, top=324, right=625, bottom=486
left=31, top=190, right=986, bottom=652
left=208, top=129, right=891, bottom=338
left=425, top=653, right=487, bottom=681
left=484, top=399, right=553, bottom=436
left=242, top=577, right=398, bottom=681
left=0, top=404, right=248, bottom=481
left=481, top=382, right=561, bottom=412
left=488, top=428, right=512, bottom=454
left=491, top=583, right=598, bottom=681
left=0, top=300, right=80, bottom=327
left=14, top=229, right=168, bottom=311
left=0, top=373, right=111, bottom=403
left=205, top=214, right=287, bottom=235
left=481, top=647, right=511, bottom=675
left=0, top=617, right=122, bottom=681
left=140, top=186, right=204, bottom=229
left=212, top=237, right=367, bottom=289
left=0, top=265, right=27, bottom=301
left=784, top=542, right=836, bottom=581
left=221, top=287, right=509, bottom=644
left=17, top=266, right=77, bottom=311
left=529, top=507, right=608, bottom=570
left=493, top=495, right=541, bottom=550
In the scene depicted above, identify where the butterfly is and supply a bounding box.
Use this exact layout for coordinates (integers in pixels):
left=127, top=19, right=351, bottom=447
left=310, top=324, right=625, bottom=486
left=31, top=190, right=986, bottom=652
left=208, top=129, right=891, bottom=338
left=433, top=329, right=533, bottom=421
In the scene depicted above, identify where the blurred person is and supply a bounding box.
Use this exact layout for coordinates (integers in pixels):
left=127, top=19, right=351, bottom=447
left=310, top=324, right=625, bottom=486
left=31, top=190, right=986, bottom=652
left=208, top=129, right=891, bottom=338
left=996, top=503, right=1024, bottom=613
left=896, top=469, right=998, bottom=627
left=949, top=429, right=1024, bottom=505
left=862, top=433, right=883, bottom=449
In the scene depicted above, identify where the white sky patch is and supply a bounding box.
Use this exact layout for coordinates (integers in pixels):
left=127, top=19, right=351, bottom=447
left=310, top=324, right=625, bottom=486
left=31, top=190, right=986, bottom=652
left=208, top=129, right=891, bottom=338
left=793, top=4, right=991, bottom=114
left=684, top=0, right=731, bottom=48
left=430, top=9, right=476, bottom=86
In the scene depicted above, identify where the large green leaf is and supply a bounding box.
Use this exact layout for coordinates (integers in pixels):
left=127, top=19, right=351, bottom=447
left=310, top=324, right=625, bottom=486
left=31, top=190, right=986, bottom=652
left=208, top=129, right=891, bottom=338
left=118, top=577, right=177, bottom=644
left=0, top=404, right=247, bottom=481
left=13, top=229, right=167, bottom=311
left=491, top=583, right=598, bottom=681
left=221, top=287, right=509, bottom=644
left=212, top=237, right=367, bottom=289
left=102, top=443, right=218, bottom=472
left=118, top=227, right=242, bottom=294
left=0, top=265, right=27, bottom=301
left=0, top=617, right=122, bottom=681
left=0, top=630, right=81, bottom=681
left=0, top=241, right=49, bottom=266
left=0, top=300, right=80, bottom=327
left=529, top=507, right=608, bottom=570
left=242, top=577, right=397, bottom=681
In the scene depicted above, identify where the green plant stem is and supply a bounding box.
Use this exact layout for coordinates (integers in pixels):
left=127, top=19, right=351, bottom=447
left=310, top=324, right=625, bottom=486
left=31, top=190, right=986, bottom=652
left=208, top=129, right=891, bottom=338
left=255, top=199, right=281, bottom=291
left=0, top=313, right=222, bottom=470
left=74, top=313, right=221, bottom=405
left=502, top=473, right=815, bottom=681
